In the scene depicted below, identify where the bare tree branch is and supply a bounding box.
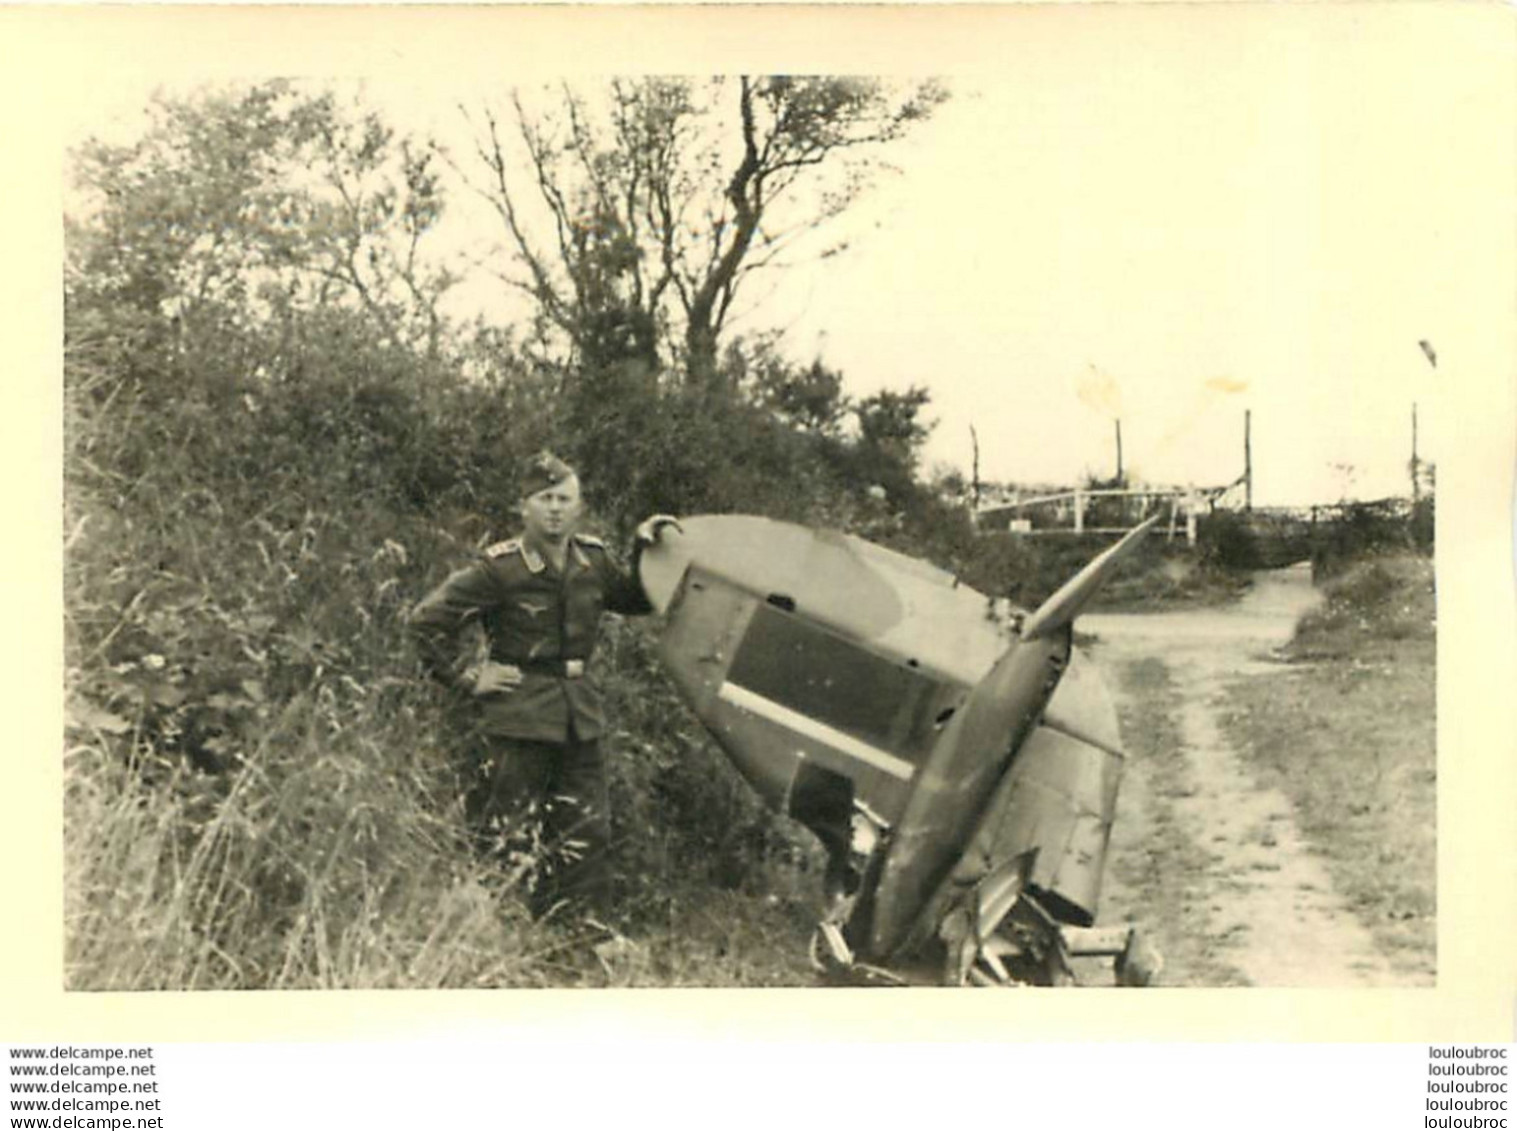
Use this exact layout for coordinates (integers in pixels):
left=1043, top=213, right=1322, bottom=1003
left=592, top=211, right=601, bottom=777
left=458, top=76, right=945, bottom=384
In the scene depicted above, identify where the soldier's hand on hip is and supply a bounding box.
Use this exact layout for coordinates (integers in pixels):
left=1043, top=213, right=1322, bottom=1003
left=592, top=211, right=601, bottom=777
left=470, top=662, right=524, bottom=696
left=635, top=514, right=683, bottom=546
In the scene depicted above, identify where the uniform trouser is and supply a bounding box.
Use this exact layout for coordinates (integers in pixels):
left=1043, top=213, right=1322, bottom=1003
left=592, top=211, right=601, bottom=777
left=465, top=729, right=611, bottom=918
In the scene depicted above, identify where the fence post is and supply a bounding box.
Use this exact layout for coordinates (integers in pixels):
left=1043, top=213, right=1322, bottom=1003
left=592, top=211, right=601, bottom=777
left=1074, top=486, right=1085, bottom=533
left=1244, top=409, right=1253, bottom=512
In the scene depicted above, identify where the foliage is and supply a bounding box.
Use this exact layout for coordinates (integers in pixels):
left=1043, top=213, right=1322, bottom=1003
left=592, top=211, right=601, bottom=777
left=852, top=386, right=934, bottom=494
left=67, top=80, right=458, bottom=394
left=945, top=530, right=1045, bottom=607
left=1409, top=493, right=1435, bottom=554
left=456, top=76, right=947, bottom=386
left=1197, top=509, right=1262, bottom=571
left=75, top=74, right=1336, bottom=991
left=1291, top=554, right=1436, bottom=660
left=1074, top=469, right=1135, bottom=531
left=1310, top=498, right=1431, bottom=580
left=742, top=348, right=850, bottom=437
left=63, top=80, right=962, bottom=989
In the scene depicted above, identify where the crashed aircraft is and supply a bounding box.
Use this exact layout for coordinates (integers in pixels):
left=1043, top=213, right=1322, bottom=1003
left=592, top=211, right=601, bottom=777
left=638, top=513, right=1163, bottom=987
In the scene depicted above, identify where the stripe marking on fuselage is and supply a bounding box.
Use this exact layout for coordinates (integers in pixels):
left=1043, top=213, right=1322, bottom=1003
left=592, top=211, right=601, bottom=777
left=716, top=682, right=916, bottom=781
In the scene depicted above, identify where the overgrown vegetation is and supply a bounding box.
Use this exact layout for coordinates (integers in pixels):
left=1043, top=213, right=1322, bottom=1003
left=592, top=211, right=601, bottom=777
left=1217, top=551, right=1436, bottom=979
left=67, top=78, right=1395, bottom=990
left=1293, top=553, right=1437, bottom=658
left=62, top=79, right=979, bottom=989
left=1311, top=497, right=1436, bottom=580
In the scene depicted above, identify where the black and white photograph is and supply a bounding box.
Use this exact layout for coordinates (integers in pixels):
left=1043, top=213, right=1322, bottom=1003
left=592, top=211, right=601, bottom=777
left=49, top=7, right=1486, bottom=997
left=7, top=2, right=1514, bottom=1071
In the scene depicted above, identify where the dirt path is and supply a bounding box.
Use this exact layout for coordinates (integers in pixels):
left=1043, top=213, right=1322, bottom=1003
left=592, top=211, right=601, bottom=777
left=1081, top=565, right=1407, bottom=987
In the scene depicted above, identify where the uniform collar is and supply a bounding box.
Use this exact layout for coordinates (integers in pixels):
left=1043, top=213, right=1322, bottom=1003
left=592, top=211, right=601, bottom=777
left=518, top=541, right=546, bottom=573
left=519, top=534, right=587, bottom=574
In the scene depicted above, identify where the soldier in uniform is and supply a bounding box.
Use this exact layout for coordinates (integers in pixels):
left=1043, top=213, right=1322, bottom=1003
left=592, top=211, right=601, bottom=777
left=409, top=451, right=679, bottom=918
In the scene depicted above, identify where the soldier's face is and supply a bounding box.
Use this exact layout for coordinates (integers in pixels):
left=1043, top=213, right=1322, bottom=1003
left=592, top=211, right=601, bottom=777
left=521, top=474, right=583, bottom=542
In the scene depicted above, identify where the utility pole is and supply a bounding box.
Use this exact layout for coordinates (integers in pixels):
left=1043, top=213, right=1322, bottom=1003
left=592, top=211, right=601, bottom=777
left=1411, top=402, right=1420, bottom=503
left=1414, top=338, right=1435, bottom=503
left=1114, top=419, right=1124, bottom=485
left=1244, top=409, right=1253, bottom=512
left=970, top=424, right=982, bottom=513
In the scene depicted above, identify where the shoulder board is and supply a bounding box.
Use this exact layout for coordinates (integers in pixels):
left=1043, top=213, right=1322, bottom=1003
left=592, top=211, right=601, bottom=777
left=573, top=533, right=607, bottom=549
left=484, top=539, right=521, bottom=559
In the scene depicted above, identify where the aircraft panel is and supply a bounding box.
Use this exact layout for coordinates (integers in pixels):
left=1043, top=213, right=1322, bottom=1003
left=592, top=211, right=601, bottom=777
left=1041, top=648, right=1123, bottom=754
left=725, top=602, right=952, bottom=765
left=706, top=687, right=915, bottom=821
left=657, top=563, right=936, bottom=821
left=639, top=515, right=1009, bottom=684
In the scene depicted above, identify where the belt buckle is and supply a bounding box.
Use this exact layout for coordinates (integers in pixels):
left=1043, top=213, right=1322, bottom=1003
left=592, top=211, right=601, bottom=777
left=564, top=659, right=585, bottom=679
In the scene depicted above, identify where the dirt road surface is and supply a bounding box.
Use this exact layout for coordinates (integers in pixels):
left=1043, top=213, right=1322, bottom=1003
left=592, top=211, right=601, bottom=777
left=1081, top=564, right=1410, bottom=987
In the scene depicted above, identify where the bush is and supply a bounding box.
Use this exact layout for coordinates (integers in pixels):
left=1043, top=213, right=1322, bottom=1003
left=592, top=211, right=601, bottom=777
left=1311, top=499, right=1424, bottom=579
left=1197, top=510, right=1262, bottom=570
left=61, top=84, right=977, bottom=987
left=1409, top=494, right=1436, bottom=553
left=63, top=271, right=957, bottom=986
left=1290, top=554, right=1436, bottom=659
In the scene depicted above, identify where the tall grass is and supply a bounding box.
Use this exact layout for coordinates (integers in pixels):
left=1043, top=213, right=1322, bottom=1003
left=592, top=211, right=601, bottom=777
left=63, top=455, right=554, bottom=987
left=66, top=246, right=1279, bottom=988
left=1291, top=553, right=1436, bottom=659
left=63, top=325, right=846, bottom=989
left=64, top=730, right=551, bottom=990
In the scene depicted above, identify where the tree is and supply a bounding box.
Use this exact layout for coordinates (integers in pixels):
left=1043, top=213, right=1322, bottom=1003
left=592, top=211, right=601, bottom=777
left=65, top=82, right=494, bottom=524
left=845, top=384, right=936, bottom=502
left=741, top=348, right=850, bottom=437
left=67, top=81, right=458, bottom=389
left=458, top=76, right=947, bottom=389
left=856, top=386, right=933, bottom=466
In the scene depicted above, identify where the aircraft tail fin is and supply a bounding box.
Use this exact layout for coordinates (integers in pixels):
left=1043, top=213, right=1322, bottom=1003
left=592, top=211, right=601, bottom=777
left=1019, top=515, right=1162, bottom=640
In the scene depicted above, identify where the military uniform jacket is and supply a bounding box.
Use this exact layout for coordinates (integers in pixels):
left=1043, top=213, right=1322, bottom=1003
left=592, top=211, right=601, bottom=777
left=410, top=533, right=652, bottom=742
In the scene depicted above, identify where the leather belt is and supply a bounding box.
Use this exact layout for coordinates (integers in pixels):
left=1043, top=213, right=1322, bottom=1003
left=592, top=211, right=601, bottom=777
left=510, top=658, right=587, bottom=679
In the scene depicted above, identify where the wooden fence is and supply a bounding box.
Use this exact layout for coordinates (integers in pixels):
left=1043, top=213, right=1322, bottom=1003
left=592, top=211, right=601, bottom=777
left=975, top=482, right=1241, bottom=544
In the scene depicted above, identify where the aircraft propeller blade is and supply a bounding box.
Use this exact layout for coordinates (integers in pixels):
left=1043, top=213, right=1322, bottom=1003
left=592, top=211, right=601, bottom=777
left=1018, top=514, right=1162, bottom=640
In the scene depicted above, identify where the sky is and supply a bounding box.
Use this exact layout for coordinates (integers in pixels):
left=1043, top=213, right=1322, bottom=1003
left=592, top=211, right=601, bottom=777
left=49, top=4, right=1510, bottom=507
left=749, top=11, right=1490, bottom=505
